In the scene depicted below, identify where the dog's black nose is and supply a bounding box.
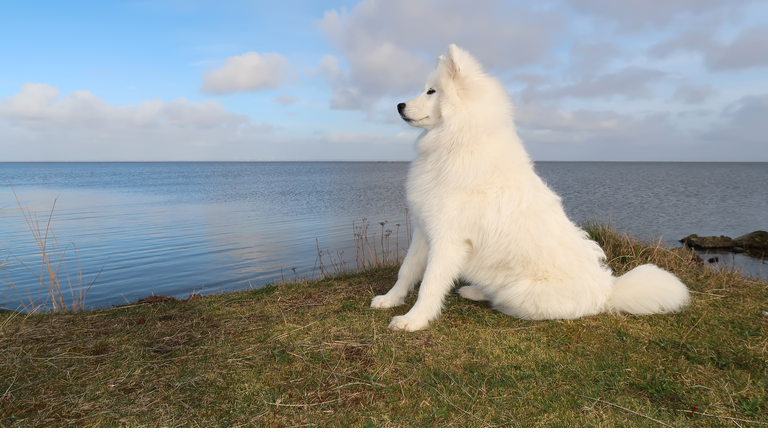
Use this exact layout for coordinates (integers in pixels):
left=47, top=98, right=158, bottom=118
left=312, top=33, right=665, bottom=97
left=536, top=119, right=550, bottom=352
left=397, top=103, right=406, bottom=113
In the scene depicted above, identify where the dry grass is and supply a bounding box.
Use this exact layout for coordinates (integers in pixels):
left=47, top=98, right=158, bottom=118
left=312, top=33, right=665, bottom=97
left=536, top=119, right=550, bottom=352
left=1, top=183, right=106, bottom=313
left=316, top=214, right=408, bottom=278
left=1, top=224, right=766, bottom=427
left=351, top=213, right=409, bottom=271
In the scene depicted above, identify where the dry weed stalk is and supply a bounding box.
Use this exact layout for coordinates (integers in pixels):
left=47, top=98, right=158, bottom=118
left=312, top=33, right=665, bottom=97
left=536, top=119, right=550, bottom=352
left=318, top=209, right=412, bottom=277
left=315, top=238, right=327, bottom=279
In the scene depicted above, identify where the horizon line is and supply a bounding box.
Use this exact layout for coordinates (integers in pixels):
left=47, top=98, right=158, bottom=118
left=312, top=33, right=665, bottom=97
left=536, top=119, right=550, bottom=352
left=0, top=160, right=766, bottom=163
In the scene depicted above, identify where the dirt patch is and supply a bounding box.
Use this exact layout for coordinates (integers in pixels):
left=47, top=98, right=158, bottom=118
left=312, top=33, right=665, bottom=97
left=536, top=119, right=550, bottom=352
left=137, top=295, right=177, bottom=304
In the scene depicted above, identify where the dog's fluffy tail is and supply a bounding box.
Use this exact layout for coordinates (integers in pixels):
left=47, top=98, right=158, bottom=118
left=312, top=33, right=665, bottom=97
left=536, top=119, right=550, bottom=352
left=607, top=264, right=689, bottom=315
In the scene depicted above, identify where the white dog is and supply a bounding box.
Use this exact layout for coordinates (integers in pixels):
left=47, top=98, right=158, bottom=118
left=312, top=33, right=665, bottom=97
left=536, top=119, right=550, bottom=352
left=371, top=44, right=689, bottom=332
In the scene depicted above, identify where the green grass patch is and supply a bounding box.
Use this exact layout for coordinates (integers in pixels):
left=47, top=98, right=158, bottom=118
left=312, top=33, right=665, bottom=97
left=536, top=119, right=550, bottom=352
left=1, top=225, right=767, bottom=427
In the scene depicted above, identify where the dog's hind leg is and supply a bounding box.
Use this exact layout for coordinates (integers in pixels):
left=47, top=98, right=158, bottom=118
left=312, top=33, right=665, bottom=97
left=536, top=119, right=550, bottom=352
left=371, top=229, right=429, bottom=309
left=388, top=238, right=470, bottom=331
left=457, top=285, right=488, bottom=302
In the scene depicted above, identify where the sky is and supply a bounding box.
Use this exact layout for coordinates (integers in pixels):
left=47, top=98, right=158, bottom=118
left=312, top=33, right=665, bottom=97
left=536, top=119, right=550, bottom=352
left=1, top=0, right=767, bottom=162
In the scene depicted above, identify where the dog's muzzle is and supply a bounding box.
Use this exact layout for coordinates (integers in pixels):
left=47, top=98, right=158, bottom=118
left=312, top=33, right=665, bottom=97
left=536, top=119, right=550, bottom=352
left=397, top=102, right=415, bottom=122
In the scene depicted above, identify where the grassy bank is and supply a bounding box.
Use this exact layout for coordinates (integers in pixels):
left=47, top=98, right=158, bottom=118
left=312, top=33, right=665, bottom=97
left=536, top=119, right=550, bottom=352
left=1, top=225, right=767, bottom=427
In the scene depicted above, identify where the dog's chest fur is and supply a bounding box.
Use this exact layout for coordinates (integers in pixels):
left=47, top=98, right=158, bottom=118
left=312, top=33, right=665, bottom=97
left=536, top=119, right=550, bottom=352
left=405, top=141, right=495, bottom=231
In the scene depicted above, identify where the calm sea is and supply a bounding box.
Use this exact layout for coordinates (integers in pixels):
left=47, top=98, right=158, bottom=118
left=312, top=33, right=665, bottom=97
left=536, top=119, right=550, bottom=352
left=1, top=162, right=766, bottom=311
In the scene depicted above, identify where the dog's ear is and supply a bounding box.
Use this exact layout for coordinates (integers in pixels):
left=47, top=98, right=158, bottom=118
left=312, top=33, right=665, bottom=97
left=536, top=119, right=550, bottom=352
left=444, top=44, right=461, bottom=78
left=444, top=44, right=482, bottom=81
left=442, top=44, right=487, bottom=102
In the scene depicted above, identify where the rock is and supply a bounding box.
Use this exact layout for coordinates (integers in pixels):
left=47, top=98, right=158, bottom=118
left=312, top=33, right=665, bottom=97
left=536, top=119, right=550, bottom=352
left=733, top=231, right=768, bottom=252
left=733, top=246, right=745, bottom=253
left=707, top=257, right=719, bottom=263
left=680, top=234, right=734, bottom=250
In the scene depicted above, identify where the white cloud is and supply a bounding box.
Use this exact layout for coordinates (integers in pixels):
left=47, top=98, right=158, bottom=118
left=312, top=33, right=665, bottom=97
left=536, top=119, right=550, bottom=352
left=0, top=83, right=422, bottom=161
left=671, top=84, right=714, bottom=104
left=0, top=83, right=255, bottom=131
left=0, top=83, right=276, bottom=160
left=565, top=0, right=754, bottom=32
left=316, top=0, right=564, bottom=110
left=272, top=94, right=300, bottom=106
left=648, top=26, right=768, bottom=71
left=515, top=104, right=696, bottom=160
left=567, top=42, right=621, bottom=79
left=700, top=93, right=768, bottom=145
left=707, top=26, right=768, bottom=70
left=200, top=52, right=290, bottom=94
left=5, top=1, right=767, bottom=162
left=509, top=73, right=551, bottom=86
left=314, top=55, right=365, bottom=110
left=306, top=0, right=766, bottom=160
left=322, top=130, right=418, bottom=146
left=514, top=91, right=768, bottom=161
left=516, top=104, right=628, bottom=133
left=520, top=67, right=666, bottom=102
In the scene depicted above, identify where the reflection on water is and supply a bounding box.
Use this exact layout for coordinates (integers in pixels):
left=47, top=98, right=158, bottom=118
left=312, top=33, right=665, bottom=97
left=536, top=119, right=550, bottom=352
left=0, top=162, right=765, bottom=310
left=0, top=162, right=410, bottom=310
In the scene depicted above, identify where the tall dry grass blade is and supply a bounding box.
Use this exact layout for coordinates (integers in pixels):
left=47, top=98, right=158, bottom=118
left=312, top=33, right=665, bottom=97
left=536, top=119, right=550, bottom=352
left=9, top=185, right=67, bottom=311
left=362, top=219, right=377, bottom=266
left=3, top=182, right=105, bottom=313
left=316, top=238, right=327, bottom=278
left=379, top=221, right=387, bottom=262
left=353, top=220, right=365, bottom=271
left=75, top=257, right=108, bottom=311
left=372, top=233, right=379, bottom=265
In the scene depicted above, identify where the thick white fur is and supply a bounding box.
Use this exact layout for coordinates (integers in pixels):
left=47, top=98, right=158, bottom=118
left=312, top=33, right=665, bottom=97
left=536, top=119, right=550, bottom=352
left=371, top=44, right=689, bottom=331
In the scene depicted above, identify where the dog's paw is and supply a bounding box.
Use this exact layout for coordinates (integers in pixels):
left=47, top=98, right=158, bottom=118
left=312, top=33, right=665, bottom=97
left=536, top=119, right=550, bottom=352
left=370, top=295, right=404, bottom=309
left=388, top=314, right=429, bottom=332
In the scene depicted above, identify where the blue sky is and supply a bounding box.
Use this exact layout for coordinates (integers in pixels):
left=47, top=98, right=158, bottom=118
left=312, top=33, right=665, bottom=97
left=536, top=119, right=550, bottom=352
left=1, top=0, right=767, bottom=161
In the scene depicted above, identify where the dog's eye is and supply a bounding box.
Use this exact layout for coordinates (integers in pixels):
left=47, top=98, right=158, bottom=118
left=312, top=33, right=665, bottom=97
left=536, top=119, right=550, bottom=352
left=426, top=89, right=436, bottom=95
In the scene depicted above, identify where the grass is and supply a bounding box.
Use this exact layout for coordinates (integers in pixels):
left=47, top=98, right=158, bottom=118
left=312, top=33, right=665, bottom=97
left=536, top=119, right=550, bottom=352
left=0, top=182, right=107, bottom=313
left=0, top=224, right=767, bottom=427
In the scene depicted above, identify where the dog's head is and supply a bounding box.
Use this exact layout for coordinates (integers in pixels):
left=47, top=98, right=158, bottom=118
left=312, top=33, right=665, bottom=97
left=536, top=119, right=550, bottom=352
left=396, top=66, right=443, bottom=130
left=397, top=44, right=511, bottom=131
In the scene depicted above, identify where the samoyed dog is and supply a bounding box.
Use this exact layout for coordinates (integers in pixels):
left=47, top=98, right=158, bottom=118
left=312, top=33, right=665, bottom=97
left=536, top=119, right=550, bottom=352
left=371, top=44, right=689, bottom=332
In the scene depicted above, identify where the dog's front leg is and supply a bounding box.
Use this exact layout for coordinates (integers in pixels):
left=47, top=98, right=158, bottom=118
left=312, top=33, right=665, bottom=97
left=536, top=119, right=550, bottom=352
left=388, top=239, right=468, bottom=331
left=371, top=229, right=428, bottom=308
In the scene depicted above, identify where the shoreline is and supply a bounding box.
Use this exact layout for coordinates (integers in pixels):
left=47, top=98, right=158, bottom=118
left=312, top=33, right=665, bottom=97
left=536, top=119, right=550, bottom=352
left=2, top=225, right=766, bottom=315
left=3, top=162, right=766, bottom=312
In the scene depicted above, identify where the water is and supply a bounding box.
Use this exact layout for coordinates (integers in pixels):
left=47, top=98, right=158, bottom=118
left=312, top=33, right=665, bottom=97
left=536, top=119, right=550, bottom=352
left=1, top=162, right=765, bottom=311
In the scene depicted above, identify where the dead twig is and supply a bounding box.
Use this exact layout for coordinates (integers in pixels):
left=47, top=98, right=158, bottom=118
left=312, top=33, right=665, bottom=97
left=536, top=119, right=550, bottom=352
left=499, top=325, right=545, bottom=332
left=266, top=394, right=361, bottom=408
left=680, top=315, right=705, bottom=347
left=576, top=394, right=671, bottom=427
left=2, top=375, right=17, bottom=398
left=674, top=409, right=766, bottom=425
